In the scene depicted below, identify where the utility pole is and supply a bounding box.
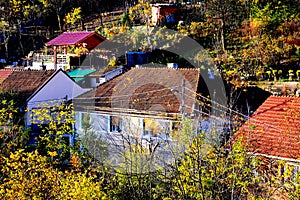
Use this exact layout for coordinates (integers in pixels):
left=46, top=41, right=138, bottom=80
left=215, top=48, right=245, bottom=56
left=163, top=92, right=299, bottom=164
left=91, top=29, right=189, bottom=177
left=181, top=79, right=186, bottom=120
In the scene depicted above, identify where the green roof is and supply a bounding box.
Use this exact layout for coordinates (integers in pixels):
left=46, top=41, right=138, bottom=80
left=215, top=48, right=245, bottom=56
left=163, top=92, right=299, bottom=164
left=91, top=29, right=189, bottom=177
left=72, top=77, right=85, bottom=82
left=67, top=69, right=96, bottom=78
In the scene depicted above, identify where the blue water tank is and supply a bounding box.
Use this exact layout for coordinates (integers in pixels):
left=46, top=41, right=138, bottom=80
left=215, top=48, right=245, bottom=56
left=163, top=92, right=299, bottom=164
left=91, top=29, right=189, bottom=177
left=126, top=52, right=150, bottom=67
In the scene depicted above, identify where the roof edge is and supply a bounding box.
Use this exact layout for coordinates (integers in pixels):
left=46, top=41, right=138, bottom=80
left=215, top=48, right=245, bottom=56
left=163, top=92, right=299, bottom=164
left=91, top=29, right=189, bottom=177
left=248, top=152, right=300, bottom=164
left=26, top=69, right=63, bottom=102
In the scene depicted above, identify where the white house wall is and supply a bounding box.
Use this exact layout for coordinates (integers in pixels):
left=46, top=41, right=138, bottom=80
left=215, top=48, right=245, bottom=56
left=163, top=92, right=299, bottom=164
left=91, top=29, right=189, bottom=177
left=90, top=113, right=109, bottom=133
left=27, top=71, right=90, bottom=126
left=75, top=111, right=174, bottom=141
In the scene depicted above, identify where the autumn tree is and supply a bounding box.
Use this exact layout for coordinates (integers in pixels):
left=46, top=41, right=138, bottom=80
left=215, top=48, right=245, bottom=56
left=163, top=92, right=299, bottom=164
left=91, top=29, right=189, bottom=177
left=30, top=101, right=75, bottom=164
left=0, top=0, right=44, bottom=58
left=129, top=0, right=151, bottom=26
left=220, top=0, right=300, bottom=80
left=203, top=0, right=246, bottom=52
left=0, top=149, right=107, bottom=199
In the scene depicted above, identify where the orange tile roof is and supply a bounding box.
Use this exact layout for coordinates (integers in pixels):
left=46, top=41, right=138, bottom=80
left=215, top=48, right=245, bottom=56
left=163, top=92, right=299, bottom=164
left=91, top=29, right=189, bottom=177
left=76, top=68, right=200, bottom=115
left=0, top=70, right=55, bottom=100
left=0, top=69, right=13, bottom=84
left=234, top=96, right=300, bottom=160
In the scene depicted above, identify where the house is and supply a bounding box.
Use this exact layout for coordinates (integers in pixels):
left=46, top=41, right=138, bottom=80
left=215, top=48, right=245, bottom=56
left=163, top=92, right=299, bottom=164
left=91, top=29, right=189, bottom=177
left=232, top=96, right=300, bottom=172
left=25, top=69, right=90, bottom=146
left=73, top=67, right=205, bottom=165
left=73, top=67, right=203, bottom=145
left=151, top=3, right=181, bottom=27
left=0, top=69, right=56, bottom=101
left=0, top=69, right=90, bottom=145
left=67, top=65, right=125, bottom=88
left=26, top=69, right=90, bottom=127
left=31, top=31, right=105, bottom=70
left=87, top=65, right=125, bottom=88
left=67, top=68, right=96, bottom=87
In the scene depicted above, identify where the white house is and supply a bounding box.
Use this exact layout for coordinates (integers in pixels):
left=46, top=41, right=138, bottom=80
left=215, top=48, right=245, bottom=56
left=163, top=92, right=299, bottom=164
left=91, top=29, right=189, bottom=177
left=71, top=67, right=207, bottom=168
left=25, top=69, right=90, bottom=144
left=72, top=68, right=203, bottom=163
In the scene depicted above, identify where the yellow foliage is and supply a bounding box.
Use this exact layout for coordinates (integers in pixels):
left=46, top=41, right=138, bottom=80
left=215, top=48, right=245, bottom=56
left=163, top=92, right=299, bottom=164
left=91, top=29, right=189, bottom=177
left=0, top=150, right=107, bottom=199
left=64, top=7, right=82, bottom=25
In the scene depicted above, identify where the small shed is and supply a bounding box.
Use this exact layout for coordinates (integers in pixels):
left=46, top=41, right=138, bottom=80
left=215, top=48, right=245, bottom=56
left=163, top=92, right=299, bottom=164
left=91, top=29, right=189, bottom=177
left=67, top=68, right=96, bottom=87
left=46, top=31, right=105, bottom=51
left=43, top=31, right=105, bottom=70
left=151, top=4, right=181, bottom=27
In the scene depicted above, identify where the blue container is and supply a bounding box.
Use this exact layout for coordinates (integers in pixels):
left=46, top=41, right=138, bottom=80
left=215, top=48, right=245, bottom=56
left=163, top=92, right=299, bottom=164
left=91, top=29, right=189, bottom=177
left=126, top=52, right=150, bottom=67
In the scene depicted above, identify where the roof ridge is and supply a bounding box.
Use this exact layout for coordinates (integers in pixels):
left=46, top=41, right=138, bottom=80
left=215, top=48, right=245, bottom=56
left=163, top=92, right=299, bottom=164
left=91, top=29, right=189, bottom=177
left=64, top=31, right=95, bottom=33
left=132, top=67, right=200, bottom=70
left=0, top=68, right=56, bottom=72
left=270, top=95, right=300, bottom=98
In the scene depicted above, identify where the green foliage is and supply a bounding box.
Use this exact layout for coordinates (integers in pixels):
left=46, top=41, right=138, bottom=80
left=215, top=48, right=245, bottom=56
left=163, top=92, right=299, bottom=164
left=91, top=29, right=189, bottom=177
left=169, top=137, right=255, bottom=199
left=121, top=13, right=131, bottom=28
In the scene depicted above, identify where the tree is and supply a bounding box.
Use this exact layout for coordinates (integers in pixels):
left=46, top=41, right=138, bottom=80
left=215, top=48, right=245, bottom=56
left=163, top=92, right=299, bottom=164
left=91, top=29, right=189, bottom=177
left=30, top=101, right=75, bottom=163
left=0, top=149, right=107, bottom=199
left=0, top=97, right=29, bottom=157
left=0, top=0, right=43, bottom=59
left=64, top=7, right=82, bottom=29
left=39, top=0, right=76, bottom=31
left=203, top=0, right=247, bottom=52
left=129, top=0, right=151, bottom=26
left=220, top=0, right=300, bottom=79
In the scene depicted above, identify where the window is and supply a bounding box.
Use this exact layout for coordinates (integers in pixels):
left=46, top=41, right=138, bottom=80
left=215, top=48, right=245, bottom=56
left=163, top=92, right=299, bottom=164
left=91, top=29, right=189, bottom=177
left=80, top=113, right=91, bottom=130
left=110, top=116, right=123, bottom=132
left=144, top=118, right=159, bottom=137
left=292, top=165, right=299, bottom=180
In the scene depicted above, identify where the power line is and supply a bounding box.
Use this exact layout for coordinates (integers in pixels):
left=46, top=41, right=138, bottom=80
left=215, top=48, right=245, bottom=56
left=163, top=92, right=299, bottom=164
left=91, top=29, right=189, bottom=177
left=27, top=97, right=68, bottom=105
left=184, top=86, right=249, bottom=118
left=75, top=86, right=181, bottom=100
left=74, top=92, right=183, bottom=106
left=185, top=87, right=289, bottom=134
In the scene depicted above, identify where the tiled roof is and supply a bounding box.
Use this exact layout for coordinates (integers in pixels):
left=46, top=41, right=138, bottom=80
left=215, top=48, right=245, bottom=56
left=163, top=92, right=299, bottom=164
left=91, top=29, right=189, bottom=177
left=45, top=31, right=105, bottom=50
left=75, top=68, right=200, bottom=115
left=0, top=70, right=55, bottom=99
left=234, top=96, right=300, bottom=160
left=0, top=69, right=13, bottom=84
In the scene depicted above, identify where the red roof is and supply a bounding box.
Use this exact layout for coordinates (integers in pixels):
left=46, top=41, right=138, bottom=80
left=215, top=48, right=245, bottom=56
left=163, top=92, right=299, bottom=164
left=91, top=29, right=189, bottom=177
left=75, top=68, right=200, bottom=116
left=0, top=70, right=55, bottom=100
left=0, top=69, right=13, bottom=84
left=45, top=31, right=105, bottom=50
left=234, top=96, right=300, bottom=160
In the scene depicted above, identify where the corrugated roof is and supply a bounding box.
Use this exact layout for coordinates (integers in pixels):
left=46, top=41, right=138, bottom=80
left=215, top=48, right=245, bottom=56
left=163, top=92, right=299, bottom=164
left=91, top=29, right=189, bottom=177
left=75, top=68, right=200, bottom=115
left=0, top=70, right=55, bottom=100
left=67, top=69, right=96, bottom=78
left=45, top=31, right=105, bottom=50
left=0, top=69, right=13, bottom=84
left=234, top=96, right=300, bottom=160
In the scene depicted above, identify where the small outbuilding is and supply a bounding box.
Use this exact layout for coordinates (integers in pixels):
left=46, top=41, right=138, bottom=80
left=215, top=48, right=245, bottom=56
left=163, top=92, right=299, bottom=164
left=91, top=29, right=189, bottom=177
left=32, top=31, right=105, bottom=70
